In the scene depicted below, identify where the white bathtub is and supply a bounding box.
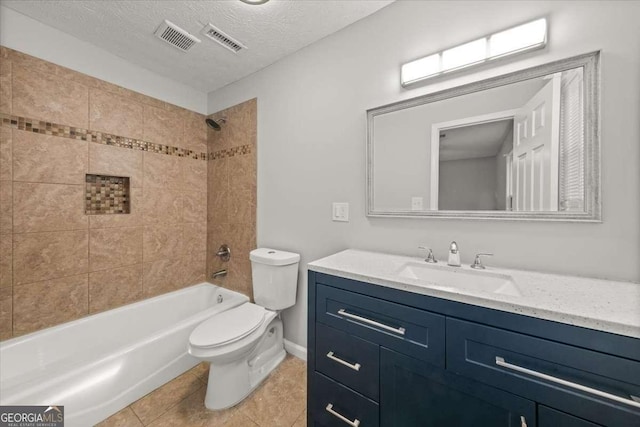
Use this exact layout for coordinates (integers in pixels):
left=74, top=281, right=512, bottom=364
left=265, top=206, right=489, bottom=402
left=0, top=283, right=247, bottom=427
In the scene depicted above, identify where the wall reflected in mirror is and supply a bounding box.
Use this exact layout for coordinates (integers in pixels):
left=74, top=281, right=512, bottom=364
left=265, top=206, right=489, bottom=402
left=370, top=63, right=590, bottom=217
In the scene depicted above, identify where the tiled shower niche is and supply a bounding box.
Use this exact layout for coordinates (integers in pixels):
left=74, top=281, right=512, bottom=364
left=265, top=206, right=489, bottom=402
left=85, top=174, right=131, bottom=215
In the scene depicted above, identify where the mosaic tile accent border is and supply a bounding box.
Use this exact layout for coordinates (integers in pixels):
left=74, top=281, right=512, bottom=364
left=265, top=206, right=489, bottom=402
left=0, top=113, right=208, bottom=160
left=209, top=144, right=252, bottom=160
left=85, top=174, right=131, bottom=215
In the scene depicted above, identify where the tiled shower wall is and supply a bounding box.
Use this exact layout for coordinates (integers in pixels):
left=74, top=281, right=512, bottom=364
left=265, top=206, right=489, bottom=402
left=0, top=46, right=208, bottom=340
left=206, top=99, right=257, bottom=299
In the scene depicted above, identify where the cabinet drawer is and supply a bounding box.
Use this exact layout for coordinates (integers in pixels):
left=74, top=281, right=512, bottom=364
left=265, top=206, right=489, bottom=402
left=310, top=372, right=379, bottom=427
left=316, top=323, right=380, bottom=401
left=538, top=406, right=602, bottom=427
left=447, top=318, right=640, bottom=426
left=316, top=284, right=445, bottom=366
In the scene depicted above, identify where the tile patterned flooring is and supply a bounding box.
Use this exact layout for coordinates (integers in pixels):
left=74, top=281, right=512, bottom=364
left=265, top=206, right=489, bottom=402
left=97, top=356, right=307, bottom=427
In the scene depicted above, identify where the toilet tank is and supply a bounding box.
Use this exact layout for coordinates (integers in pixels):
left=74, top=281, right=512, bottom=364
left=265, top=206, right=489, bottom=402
left=250, top=248, right=300, bottom=311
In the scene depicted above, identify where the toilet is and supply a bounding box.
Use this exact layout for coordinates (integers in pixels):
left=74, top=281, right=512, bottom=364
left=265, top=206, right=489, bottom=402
left=188, top=247, right=300, bottom=410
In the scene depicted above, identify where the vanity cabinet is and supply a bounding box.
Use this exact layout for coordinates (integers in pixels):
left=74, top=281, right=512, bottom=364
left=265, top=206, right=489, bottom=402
left=307, top=271, right=640, bottom=427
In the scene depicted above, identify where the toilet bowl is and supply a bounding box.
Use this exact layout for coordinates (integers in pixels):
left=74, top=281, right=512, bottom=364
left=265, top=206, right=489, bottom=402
left=188, top=248, right=300, bottom=410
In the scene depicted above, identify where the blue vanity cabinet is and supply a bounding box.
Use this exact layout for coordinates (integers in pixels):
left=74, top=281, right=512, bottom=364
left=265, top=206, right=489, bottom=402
left=380, top=347, right=536, bottom=427
left=307, top=271, right=640, bottom=427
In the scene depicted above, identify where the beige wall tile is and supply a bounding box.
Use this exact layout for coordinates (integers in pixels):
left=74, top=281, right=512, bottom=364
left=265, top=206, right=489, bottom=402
left=144, top=152, right=182, bottom=189
left=89, top=264, right=143, bottom=313
left=0, top=286, right=11, bottom=335
left=95, top=407, right=143, bottom=427
left=89, top=143, right=143, bottom=188
left=90, top=188, right=143, bottom=229
left=182, top=158, right=207, bottom=191
left=13, top=230, right=88, bottom=285
left=183, top=253, right=206, bottom=286
left=0, top=127, right=11, bottom=180
left=142, top=258, right=184, bottom=297
left=5, top=48, right=58, bottom=75
left=207, top=158, right=228, bottom=225
left=143, top=225, right=183, bottom=262
left=13, top=64, right=89, bottom=128
left=0, top=180, right=11, bottom=233
left=228, top=187, right=255, bottom=225
left=143, top=188, right=182, bottom=225
left=13, top=274, right=88, bottom=335
left=13, top=130, right=88, bottom=184
left=13, top=182, right=87, bottom=232
left=89, top=227, right=143, bottom=272
left=0, top=59, right=11, bottom=114
left=89, top=89, right=144, bottom=139
left=183, top=190, right=206, bottom=224
left=183, top=223, right=206, bottom=257
left=130, top=371, right=202, bottom=425
left=183, top=111, right=207, bottom=153
left=0, top=234, right=11, bottom=288
left=143, top=105, right=184, bottom=147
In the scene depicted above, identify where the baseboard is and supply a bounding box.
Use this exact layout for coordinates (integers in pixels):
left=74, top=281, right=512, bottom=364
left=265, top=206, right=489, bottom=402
left=284, top=339, right=307, bottom=361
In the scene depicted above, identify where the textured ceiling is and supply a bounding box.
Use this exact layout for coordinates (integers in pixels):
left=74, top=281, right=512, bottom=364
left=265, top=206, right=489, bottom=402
left=1, top=0, right=394, bottom=92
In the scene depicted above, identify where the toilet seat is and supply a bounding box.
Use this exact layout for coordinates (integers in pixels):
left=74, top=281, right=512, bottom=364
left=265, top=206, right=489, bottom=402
left=190, top=303, right=266, bottom=349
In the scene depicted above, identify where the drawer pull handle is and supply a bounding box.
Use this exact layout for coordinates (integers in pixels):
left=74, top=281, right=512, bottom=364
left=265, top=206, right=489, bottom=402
left=327, top=351, right=361, bottom=371
left=326, top=403, right=361, bottom=427
left=495, top=356, right=640, bottom=409
left=337, top=309, right=406, bottom=335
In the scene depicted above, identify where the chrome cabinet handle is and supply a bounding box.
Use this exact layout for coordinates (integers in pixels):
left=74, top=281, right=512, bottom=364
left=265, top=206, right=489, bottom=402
left=326, top=403, right=361, bottom=427
left=520, top=415, right=527, bottom=427
left=326, top=351, right=361, bottom=371
left=337, top=309, right=406, bottom=335
left=496, top=356, right=640, bottom=409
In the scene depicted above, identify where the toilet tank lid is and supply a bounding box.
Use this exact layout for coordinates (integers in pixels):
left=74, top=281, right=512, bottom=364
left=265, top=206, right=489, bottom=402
left=250, top=248, right=300, bottom=266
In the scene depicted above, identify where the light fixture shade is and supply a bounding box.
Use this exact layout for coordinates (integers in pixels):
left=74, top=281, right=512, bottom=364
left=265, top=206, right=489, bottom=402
left=401, top=18, right=547, bottom=86
left=239, top=0, right=270, bottom=4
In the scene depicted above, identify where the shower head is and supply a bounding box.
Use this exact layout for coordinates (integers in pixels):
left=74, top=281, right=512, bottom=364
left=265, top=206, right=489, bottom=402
left=206, top=117, right=226, bottom=131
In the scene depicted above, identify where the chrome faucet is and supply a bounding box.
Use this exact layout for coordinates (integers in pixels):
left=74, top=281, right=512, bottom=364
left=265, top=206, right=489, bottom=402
left=471, top=253, right=493, bottom=269
left=447, top=241, right=461, bottom=267
left=211, top=269, right=227, bottom=279
left=418, top=246, right=438, bottom=263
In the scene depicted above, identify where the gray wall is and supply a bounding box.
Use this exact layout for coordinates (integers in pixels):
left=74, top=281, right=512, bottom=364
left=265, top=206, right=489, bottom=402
left=439, top=157, right=498, bottom=210
left=207, top=1, right=640, bottom=348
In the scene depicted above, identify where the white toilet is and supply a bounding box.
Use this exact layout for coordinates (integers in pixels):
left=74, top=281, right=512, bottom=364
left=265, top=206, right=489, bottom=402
left=188, top=247, right=300, bottom=410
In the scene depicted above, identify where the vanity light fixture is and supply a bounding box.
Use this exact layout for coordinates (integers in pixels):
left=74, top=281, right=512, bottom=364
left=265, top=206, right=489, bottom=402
left=239, top=0, right=270, bottom=4
left=401, top=18, right=547, bottom=86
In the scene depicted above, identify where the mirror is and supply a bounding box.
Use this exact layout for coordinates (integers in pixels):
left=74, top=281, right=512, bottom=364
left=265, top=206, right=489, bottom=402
left=367, top=51, right=600, bottom=221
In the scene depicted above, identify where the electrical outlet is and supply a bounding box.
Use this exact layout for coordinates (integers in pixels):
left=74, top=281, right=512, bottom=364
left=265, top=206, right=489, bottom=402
left=332, top=202, right=349, bottom=222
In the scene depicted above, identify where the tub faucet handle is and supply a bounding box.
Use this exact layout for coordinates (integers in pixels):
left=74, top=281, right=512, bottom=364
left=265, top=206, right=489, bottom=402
left=418, top=246, right=438, bottom=263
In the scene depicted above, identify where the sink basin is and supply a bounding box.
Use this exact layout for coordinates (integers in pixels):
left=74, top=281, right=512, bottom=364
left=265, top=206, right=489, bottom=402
left=396, top=262, right=521, bottom=297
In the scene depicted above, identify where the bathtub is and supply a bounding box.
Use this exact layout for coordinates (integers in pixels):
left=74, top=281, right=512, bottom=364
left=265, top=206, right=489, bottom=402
left=0, top=283, right=248, bottom=427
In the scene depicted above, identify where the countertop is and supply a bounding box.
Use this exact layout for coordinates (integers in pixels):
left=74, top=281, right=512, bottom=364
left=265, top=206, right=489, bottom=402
left=308, top=249, right=640, bottom=339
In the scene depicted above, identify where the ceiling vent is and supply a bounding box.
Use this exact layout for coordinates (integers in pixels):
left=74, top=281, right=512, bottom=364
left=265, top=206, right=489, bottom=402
left=154, top=20, right=201, bottom=52
left=201, top=23, right=247, bottom=53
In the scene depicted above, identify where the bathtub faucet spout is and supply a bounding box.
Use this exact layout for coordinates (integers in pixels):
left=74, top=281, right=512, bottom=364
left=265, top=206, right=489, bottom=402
left=211, top=269, right=227, bottom=279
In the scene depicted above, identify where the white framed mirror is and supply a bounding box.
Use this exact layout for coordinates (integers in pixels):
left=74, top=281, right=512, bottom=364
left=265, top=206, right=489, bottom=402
left=367, top=51, right=600, bottom=221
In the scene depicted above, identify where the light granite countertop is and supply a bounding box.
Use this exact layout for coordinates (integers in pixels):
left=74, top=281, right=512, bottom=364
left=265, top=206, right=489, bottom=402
left=308, top=249, right=640, bottom=339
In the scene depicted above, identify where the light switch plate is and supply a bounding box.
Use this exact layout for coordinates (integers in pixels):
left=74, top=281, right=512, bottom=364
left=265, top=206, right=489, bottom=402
left=332, top=202, right=349, bottom=222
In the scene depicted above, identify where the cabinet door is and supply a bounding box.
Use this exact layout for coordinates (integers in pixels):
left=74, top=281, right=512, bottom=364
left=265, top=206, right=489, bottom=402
left=538, top=406, right=603, bottom=427
left=380, top=348, right=535, bottom=427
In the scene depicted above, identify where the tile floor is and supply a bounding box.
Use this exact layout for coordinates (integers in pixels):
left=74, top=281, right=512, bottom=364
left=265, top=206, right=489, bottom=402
left=97, top=355, right=307, bottom=427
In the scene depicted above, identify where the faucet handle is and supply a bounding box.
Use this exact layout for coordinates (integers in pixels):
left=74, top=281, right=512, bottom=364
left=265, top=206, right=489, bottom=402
left=418, top=246, right=438, bottom=263
left=471, top=253, right=493, bottom=269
